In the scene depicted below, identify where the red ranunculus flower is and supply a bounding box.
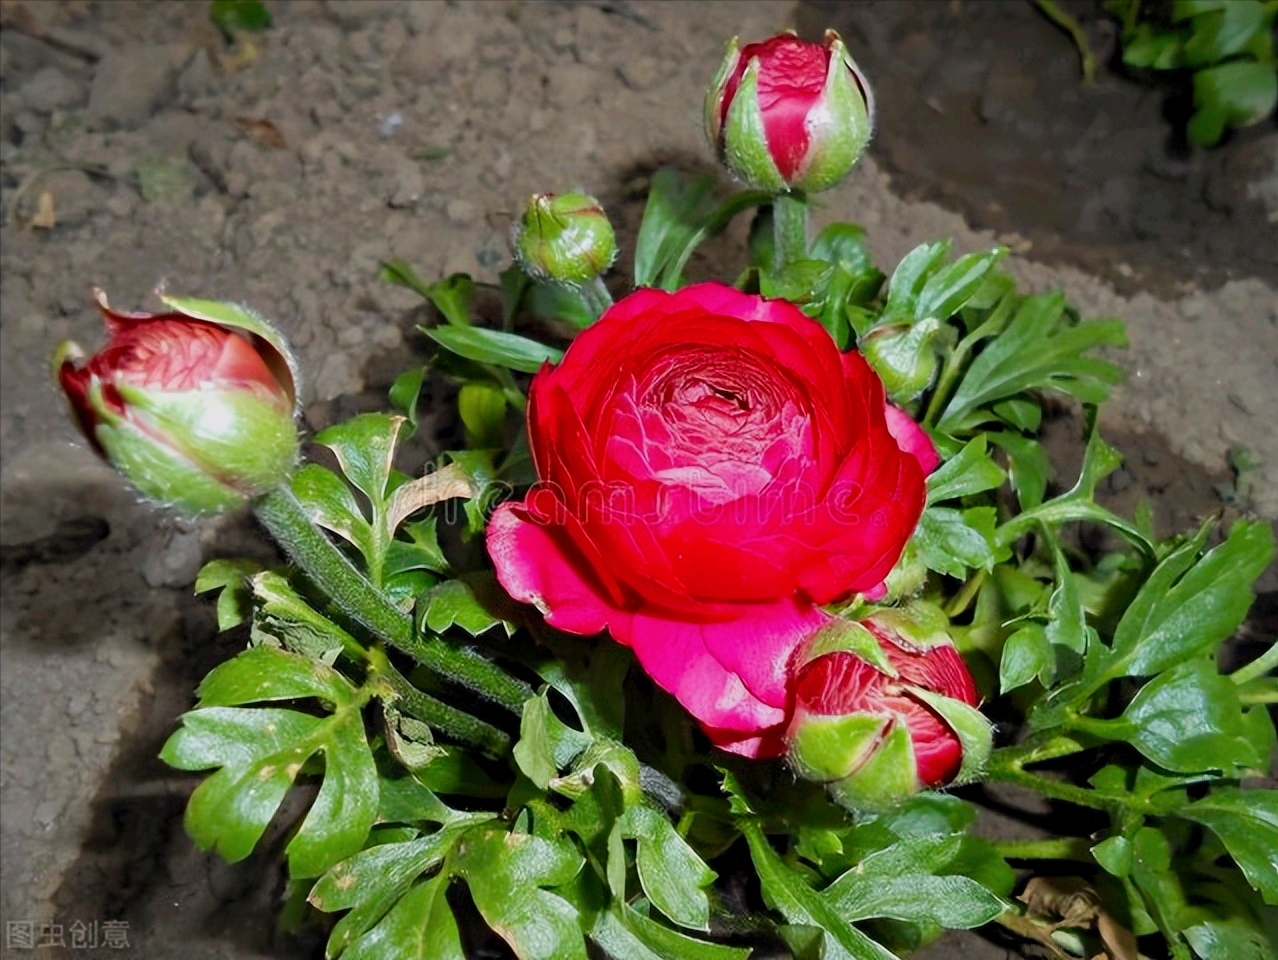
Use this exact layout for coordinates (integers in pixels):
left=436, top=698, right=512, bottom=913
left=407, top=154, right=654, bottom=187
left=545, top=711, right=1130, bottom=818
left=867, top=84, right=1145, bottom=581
left=487, top=283, right=936, bottom=757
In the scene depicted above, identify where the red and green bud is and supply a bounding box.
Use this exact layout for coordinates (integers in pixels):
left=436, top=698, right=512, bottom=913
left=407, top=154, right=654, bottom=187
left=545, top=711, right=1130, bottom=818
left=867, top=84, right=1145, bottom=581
left=511, top=191, right=618, bottom=286
left=705, top=30, right=874, bottom=194
left=785, top=602, right=990, bottom=810
left=55, top=290, right=299, bottom=515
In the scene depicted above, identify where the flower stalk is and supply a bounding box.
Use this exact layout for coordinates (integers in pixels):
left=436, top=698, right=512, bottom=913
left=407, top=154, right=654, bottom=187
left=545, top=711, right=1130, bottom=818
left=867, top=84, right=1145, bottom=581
left=771, top=191, right=809, bottom=271
left=253, top=484, right=532, bottom=714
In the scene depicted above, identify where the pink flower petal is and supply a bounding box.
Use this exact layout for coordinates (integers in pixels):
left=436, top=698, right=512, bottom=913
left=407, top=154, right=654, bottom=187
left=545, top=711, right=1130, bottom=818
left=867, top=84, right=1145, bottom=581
left=884, top=404, right=940, bottom=474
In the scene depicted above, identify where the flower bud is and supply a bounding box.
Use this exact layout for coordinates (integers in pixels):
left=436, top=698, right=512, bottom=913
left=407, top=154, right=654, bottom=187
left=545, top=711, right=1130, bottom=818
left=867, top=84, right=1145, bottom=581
left=705, top=30, right=873, bottom=194
left=860, top=316, right=944, bottom=403
left=511, top=191, right=617, bottom=286
left=785, top=602, right=990, bottom=809
left=55, top=290, right=299, bottom=515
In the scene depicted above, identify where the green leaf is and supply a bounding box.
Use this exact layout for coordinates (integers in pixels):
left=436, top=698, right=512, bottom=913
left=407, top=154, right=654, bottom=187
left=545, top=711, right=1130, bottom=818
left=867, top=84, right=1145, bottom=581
left=621, top=805, right=716, bottom=931
left=1115, top=660, right=1264, bottom=773
left=533, top=640, right=630, bottom=741
left=160, top=697, right=377, bottom=877
left=1184, top=914, right=1278, bottom=960
left=987, top=432, right=1049, bottom=510
left=209, top=0, right=271, bottom=36
left=1000, top=623, right=1053, bottom=693
left=514, top=689, right=592, bottom=790
left=915, top=248, right=1006, bottom=322
left=811, top=223, right=874, bottom=275
left=1109, top=520, right=1273, bottom=679
left=1181, top=2, right=1268, bottom=67
left=633, top=168, right=718, bottom=289
left=525, top=281, right=593, bottom=330
left=248, top=571, right=357, bottom=664
left=455, top=825, right=588, bottom=960
left=314, top=413, right=406, bottom=508
left=423, top=324, right=562, bottom=374
left=1092, top=836, right=1132, bottom=878
left=418, top=574, right=517, bottom=637
left=310, top=824, right=476, bottom=956
left=195, top=558, right=265, bottom=630
left=741, top=821, right=898, bottom=960
left=379, top=259, right=437, bottom=303
left=914, top=506, right=998, bottom=578
left=389, top=366, right=426, bottom=428
left=939, top=293, right=1125, bottom=433
left=344, top=873, right=463, bottom=960
left=292, top=463, right=374, bottom=559
left=1181, top=789, right=1278, bottom=905
left=1190, top=60, right=1278, bottom=147
left=592, top=903, right=750, bottom=960
left=926, top=435, right=1006, bottom=504
left=883, top=242, right=950, bottom=321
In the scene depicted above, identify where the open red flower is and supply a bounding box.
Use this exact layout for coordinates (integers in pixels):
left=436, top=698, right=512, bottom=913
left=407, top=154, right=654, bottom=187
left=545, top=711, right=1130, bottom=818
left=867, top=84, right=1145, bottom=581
left=487, top=283, right=936, bottom=757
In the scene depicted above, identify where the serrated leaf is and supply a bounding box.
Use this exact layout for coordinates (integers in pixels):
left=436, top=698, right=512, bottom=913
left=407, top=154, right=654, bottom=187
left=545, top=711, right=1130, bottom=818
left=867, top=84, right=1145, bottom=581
left=249, top=571, right=355, bottom=664
left=514, top=690, right=593, bottom=790
left=292, top=463, right=374, bottom=558
left=418, top=574, right=517, bottom=637
left=195, top=558, right=265, bottom=630
left=939, top=294, right=1125, bottom=433
left=533, top=640, right=630, bottom=740
left=160, top=696, right=377, bottom=877
left=310, top=824, right=471, bottom=956
left=621, top=805, right=716, bottom=931
left=423, top=324, right=562, bottom=374
left=314, top=413, right=406, bottom=507
left=455, top=825, right=587, bottom=960
left=825, top=856, right=1005, bottom=928
left=1108, top=520, right=1273, bottom=679
left=926, top=435, right=1006, bottom=504
left=741, top=821, right=899, bottom=960
left=196, top=642, right=352, bottom=707
left=1181, top=789, right=1278, bottom=905
left=915, top=247, right=1006, bottom=322
left=344, top=872, right=464, bottom=960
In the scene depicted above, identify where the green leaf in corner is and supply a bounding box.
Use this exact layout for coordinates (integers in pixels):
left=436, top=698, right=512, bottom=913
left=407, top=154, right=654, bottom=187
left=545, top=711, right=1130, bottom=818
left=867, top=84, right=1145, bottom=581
left=423, top=324, right=562, bottom=374
left=1114, top=660, right=1265, bottom=774
left=620, top=805, right=717, bottom=931
left=454, top=825, right=588, bottom=960
left=741, top=821, right=899, bottom=960
left=1180, top=788, right=1278, bottom=905
left=1107, top=519, right=1274, bottom=679
left=160, top=647, right=377, bottom=878
left=591, top=903, right=750, bottom=960
left=926, top=435, right=1006, bottom=504
left=418, top=574, right=517, bottom=637
left=195, top=557, right=266, bottom=630
left=310, top=822, right=478, bottom=958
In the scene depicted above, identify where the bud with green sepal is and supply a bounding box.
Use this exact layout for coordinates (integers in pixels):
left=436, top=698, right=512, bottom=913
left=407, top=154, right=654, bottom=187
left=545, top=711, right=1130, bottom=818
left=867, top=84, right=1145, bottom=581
left=785, top=601, right=990, bottom=810
left=705, top=30, right=874, bottom=195
left=860, top=316, right=945, bottom=403
left=55, top=290, right=299, bottom=515
left=511, top=191, right=618, bottom=287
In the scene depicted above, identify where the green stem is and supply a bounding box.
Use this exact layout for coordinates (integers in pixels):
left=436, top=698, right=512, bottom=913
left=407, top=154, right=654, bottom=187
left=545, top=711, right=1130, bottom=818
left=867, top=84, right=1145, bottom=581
left=771, top=191, right=809, bottom=270
left=253, top=485, right=531, bottom=713
left=993, top=837, right=1093, bottom=862
left=579, top=275, right=613, bottom=320
left=986, top=760, right=1116, bottom=813
left=367, top=648, right=510, bottom=757
left=990, top=732, right=1091, bottom=768
left=1033, top=0, right=1097, bottom=83
left=1231, top=641, right=1278, bottom=686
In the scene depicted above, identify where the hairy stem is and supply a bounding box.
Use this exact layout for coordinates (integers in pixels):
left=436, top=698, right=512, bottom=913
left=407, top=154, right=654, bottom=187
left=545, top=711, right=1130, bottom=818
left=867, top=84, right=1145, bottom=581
left=993, top=836, right=1094, bottom=862
left=771, top=191, right=809, bottom=270
left=254, top=485, right=530, bottom=714
left=579, top=275, right=613, bottom=320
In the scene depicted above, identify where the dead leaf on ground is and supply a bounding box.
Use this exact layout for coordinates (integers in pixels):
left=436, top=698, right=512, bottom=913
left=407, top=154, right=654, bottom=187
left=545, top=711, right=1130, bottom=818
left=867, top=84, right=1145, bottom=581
left=30, top=191, right=56, bottom=229
left=235, top=117, right=288, bottom=150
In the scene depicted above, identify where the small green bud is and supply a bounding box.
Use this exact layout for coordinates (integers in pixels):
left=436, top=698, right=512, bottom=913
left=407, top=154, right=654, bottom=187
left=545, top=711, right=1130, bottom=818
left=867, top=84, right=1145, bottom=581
left=512, top=191, right=617, bottom=286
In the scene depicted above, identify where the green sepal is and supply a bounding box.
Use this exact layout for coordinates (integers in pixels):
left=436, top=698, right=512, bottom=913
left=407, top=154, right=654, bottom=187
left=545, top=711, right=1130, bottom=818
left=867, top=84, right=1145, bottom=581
left=722, top=57, right=786, bottom=191
left=800, top=618, right=895, bottom=674
left=790, top=34, right=872, bottom=193
left=789, top=712, right=889, bottom=783
left=827, top=721, right=921, bottom=811
left=908, top=687, right=993, bottom=784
